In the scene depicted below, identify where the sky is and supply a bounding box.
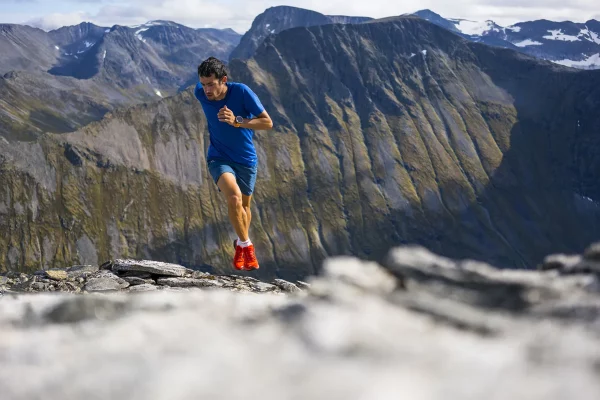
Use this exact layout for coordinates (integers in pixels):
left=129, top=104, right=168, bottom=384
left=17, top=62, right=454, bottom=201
left=1, top=0, right=599, bottom=33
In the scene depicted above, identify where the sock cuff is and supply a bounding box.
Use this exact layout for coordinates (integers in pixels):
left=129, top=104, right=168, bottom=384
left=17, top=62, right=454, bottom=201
left=238, top=238, right=252, bottom=247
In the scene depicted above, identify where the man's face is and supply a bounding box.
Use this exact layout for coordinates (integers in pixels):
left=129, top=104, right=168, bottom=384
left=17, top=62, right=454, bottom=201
left=200, top=74, right=227, bottom=100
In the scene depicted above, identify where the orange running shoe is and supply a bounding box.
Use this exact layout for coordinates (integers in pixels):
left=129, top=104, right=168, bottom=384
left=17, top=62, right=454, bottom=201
left=233, top=239, right=245, bottom=270
left=243, top=244, right=260, bottom=270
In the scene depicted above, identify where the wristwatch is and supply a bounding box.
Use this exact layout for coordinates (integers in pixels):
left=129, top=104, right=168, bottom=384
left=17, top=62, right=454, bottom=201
left=234, top=116, right=243, bottom=127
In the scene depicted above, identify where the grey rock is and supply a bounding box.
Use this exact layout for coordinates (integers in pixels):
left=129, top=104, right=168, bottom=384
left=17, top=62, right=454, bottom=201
left=196, top=279, right=224, bottom=288
left=191, top=271, right=210, bottom=279
left=3, top=246, right=600, bottom=400
left=273, top=279, right=300, bottom=293
left=0, top=276, right=8, bottom=285
left=31, top=282, right=49, bottom=291
left=10, top=278, right=34, bottom=293
left=568, top=260, right=600, bottom=275
left=539, top=254, right=583, bottom=272
left=84, top=272, right=129, bottom=292
left=322, top=256, right=401, bottom=294
left=156, top=277, right=223, bottom=289
left=296, top=281, right=311, bottom=290
left=123, top=277, right=154, bottom=286
left=156, top=278, right=202, bottom=288
left=43, top=295, right=129, bottom=324
left=128, top=284, right=158, bottom=293
left=66, top=265, right=99, bottom=279
left=251, top=281, right=277, bottom=292
left=110, top=259, right=188, bottom=277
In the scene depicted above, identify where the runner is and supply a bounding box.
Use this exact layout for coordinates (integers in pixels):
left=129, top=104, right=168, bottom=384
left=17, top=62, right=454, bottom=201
left=194, top=57, right=274, bottom=270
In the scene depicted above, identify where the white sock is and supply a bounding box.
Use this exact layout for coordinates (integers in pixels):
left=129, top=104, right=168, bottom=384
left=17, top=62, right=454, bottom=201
left=237, top=238, right=252, bottom=248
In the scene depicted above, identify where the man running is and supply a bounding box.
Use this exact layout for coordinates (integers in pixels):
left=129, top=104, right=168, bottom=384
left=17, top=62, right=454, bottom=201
left=194, top=57, right=273, bottom=271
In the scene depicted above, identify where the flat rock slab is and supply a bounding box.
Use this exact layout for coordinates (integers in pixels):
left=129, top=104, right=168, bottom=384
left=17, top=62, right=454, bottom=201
left=45, top=270, right=68, bottom=281
left=273, top=279, right=300, bottom=293
left=110, top=259, right=188, bottom=277
left=84, top=273, right=130, bottom=292
left=251, top=282, right=277, bottom=292
left=156, top=278, right=224, bottom=289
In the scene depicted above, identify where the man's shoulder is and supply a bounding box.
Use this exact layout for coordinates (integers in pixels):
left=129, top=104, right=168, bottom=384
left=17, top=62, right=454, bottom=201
left=228, top=81, right=252, bottom=93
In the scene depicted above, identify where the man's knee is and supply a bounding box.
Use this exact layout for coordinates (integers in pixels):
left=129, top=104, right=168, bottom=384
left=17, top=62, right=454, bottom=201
left=227, top=193, right=242, bottom=208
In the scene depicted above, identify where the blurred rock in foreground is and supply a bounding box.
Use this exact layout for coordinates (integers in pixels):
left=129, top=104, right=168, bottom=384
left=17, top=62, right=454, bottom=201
left=2, top=243, right=600, bottom=400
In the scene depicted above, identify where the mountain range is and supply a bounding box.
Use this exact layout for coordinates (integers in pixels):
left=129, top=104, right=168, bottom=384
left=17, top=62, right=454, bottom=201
left=1, top=9, right=599, bottom=280
left=0, top=21, right=241, bottom=139
left=2, top=6, right=599, bottom=140
left=414, top=9, right=600, bottom=69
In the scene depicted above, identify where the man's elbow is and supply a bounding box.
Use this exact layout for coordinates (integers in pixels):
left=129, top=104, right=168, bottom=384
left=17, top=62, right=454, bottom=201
left=262, top=117, right=273, bottom=130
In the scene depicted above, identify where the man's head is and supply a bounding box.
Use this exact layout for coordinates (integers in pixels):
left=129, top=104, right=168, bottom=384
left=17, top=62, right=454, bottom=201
left=198, top=57, right=228, bottom=100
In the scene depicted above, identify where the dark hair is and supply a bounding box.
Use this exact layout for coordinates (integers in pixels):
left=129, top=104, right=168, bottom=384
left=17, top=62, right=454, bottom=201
left=198, top=57, right=228, bottom=79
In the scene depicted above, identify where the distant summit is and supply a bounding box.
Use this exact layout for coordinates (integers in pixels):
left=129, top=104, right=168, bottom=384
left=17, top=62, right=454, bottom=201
left=413, top=9, right=600, bottom=69
left=229, top=5, right=372, bottom=60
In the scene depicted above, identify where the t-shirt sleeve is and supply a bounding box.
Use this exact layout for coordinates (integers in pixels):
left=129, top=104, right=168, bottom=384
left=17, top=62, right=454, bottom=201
left=242, top=84, right=265, bottom=117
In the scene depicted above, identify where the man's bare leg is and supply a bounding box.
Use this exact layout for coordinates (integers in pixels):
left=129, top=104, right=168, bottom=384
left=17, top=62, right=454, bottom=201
left=217, top=173, right=249, bottom=241
left=242, top=194, right=252, bottom=239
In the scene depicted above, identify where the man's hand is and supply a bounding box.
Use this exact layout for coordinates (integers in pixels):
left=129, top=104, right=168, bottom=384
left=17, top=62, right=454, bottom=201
left=218, top=105, right=235, bottom=125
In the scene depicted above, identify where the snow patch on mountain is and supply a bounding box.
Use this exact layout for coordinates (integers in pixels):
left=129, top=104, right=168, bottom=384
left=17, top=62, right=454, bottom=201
left=453, top=19, right=499, bottom=36
left=544, top=29, right=580, bottom=42
left=514, top=39, right=543, bottom=47
left=135, top=28, right=149, bottom=43
left=582, top=28, right=600, bottom=44
left=131, top=21, right=174, bottom=43
left=554, top=53, right=600, bottom=69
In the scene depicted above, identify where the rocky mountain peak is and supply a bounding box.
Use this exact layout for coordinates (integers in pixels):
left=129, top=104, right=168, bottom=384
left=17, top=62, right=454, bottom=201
left=229, top=5, right=370, bottom=61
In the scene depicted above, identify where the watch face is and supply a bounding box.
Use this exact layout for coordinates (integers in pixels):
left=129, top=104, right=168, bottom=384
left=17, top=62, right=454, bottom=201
left=236, top=116, right=243, bottom=123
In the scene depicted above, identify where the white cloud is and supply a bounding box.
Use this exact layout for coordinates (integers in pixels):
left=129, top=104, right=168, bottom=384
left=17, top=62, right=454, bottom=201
left=26, top=11, right=92, bottom=31
left=10, top=0, right=600, bottom=33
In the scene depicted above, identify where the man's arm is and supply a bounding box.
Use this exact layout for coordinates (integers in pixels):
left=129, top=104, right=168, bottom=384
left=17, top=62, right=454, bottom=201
left=239, top=110, right=273, bottom=130
left=218, top=106, right=274, bottom=130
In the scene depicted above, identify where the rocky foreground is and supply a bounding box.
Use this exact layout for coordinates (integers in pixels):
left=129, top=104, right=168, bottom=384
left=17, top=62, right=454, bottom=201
left=2, top=244, right=600, bottom=399
left=0, top=259, right=306, bottom=296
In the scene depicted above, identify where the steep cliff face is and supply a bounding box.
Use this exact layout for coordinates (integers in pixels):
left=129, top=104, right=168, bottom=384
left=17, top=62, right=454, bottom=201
left=1, top=17, right=599, bottom=282
left=0, top=70, right=136, bottom=141
left=0, top=24, right=60, bottom=74
left=48, top=22, right=108, bottom=53
left=230, top=17, right=600, bottom=269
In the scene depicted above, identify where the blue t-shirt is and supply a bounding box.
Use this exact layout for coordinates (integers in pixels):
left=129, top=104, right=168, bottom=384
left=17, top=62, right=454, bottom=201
left=194, top=81, right=265, bottom=167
